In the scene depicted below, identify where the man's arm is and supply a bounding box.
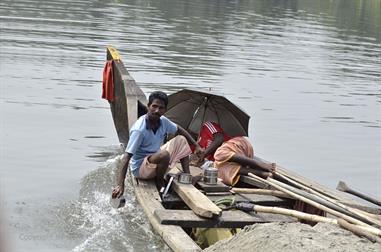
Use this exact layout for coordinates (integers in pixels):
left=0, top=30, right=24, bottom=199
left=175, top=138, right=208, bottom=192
left=112, top=152, right=132, bottom=198
left=176, top=125, right=201, bottom=150
left=201, top=132, right=224, bottom=159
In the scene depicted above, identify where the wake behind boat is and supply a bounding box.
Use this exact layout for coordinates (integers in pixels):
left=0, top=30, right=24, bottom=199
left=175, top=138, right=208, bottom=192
left=104, top=47, right=381, bottom=251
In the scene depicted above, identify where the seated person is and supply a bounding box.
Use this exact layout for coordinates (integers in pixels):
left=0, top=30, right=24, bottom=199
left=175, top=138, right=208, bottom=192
left=112, top=91, right=202, bottom=199
left=193, top=121, right=276, bottom=186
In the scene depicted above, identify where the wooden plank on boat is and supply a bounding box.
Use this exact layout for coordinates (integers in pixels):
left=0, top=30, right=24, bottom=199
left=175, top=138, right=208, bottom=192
left=154, top=209, right=297, bottom=228
left=133, top=177, right=201, bottom=252
left=172, top=180, right=222, bottom=218
left=197, top=180, right=231, bottom=192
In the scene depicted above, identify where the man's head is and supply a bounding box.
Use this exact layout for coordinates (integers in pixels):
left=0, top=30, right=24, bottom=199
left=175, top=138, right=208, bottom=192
left=147, top=91, right=168, bottom=121
left=148, top=91, right=168, bottom=108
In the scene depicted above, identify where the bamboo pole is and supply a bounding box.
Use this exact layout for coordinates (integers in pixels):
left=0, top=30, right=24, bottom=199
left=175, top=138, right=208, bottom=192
left=231, top=188, right=292, bottom=198
left=337, top=218, right=381, bottom=243
left=253, top=157, right=351, bottom=202
left=275, top=173, right=381, bottom=228
left=269, top=177, right=376, bottom=226
left=245, top=204, right=381, bottom=237
left=253, top=204, right=337, bottom=224
left=247, top=173, right=377, bottom=229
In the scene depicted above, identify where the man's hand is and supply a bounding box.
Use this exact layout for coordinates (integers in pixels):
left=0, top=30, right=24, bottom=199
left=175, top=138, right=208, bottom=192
left=194, top=145, right=204, bottom=157
left=112, top=184, right=125, bottom=199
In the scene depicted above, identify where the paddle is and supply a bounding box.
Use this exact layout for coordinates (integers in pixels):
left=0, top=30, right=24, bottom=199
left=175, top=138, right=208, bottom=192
left=337, top=181, right=381, bottom=207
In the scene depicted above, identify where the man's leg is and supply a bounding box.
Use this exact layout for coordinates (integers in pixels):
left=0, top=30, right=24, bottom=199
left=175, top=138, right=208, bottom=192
left=229, top=154, right=276, bottom=173
left=239, top=166, right=271, bottom=178
left=148, top=150, right=170, bottom=189
left=160, top=135, right=192, bottom=173
left=180, top=156, right=190, bottom=174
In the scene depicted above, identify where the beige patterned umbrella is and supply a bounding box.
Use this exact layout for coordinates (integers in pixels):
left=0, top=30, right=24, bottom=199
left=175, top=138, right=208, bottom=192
left=165, top=89, right=250, bottom=137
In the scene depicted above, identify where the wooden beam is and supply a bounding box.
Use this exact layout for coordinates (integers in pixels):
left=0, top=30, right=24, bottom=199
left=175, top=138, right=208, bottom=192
left=133, top=178, right=200, bottom=251
left=197, top=180, right=230, bottom=192
left=154, top=209, right=296, bottom=228
left=172, top=180, right=222, bottom=218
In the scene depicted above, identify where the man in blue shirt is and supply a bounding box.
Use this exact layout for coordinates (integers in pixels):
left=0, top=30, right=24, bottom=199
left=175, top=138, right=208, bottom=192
left=112, top=91, right=202, bottom=198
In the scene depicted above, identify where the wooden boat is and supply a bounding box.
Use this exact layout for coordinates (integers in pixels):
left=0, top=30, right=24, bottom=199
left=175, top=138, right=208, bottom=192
left=105, top=47, right=381, bottom=251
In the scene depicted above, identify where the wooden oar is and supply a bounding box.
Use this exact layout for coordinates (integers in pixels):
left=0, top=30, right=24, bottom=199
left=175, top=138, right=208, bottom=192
left=247, top=173, right=378, bottom=229
left=275, top=173, right=381, bottom=227
left=337, top=181, right=381, bottom=207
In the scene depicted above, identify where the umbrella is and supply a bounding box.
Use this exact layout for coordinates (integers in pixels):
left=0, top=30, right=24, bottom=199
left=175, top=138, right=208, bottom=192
left=165, top=89, right=250, bottom=137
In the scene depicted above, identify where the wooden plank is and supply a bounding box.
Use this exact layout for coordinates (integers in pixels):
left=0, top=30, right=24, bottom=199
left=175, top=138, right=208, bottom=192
left=154, top=209, right=297, bottom=228
left=132, top=177, right=201, bottom=252
left=197, top=180, right=231, bottom=192
left=172, top=180, right=222, bottom=218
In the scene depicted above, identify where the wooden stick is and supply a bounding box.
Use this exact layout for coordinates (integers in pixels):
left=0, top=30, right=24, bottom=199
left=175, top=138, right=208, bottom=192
left=249, top=204, right=381, bottom=237
left=270, top=177, right=378, bottom=226
left=247, top=173, right=377, bottom=229
left=254, top=156, right=354, bottom=203
left=252, top=204, right=337, bottom=224
left=337, top=181, right=381, bottom=207
left=231, top=188, right=292, bottom=198
left=337, top=218, right=381, bottom=243
left=275, top=173, right=381, bottom=228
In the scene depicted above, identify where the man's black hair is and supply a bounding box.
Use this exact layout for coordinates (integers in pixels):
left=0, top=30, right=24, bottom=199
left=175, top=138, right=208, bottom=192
left=148, top=91, right=168, bottom=107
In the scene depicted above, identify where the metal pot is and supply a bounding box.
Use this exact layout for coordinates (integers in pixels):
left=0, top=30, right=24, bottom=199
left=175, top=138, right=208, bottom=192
left=178, top=173, right=192, bottom=184
left=204, top=167, right=218, bottom=185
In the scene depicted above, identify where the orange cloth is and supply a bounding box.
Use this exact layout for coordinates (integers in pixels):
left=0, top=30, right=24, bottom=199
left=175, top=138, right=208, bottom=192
left=213, top=137, right=253, bottom=186
left=102, top=60, right=114, bottom=101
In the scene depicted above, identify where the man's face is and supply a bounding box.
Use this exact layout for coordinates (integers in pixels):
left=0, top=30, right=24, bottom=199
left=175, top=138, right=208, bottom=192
left=147, top=98, right=166, bottom=121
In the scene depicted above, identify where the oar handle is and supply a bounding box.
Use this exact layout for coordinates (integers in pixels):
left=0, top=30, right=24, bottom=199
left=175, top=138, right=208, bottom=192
left=337, top=181, right=381, bottom=207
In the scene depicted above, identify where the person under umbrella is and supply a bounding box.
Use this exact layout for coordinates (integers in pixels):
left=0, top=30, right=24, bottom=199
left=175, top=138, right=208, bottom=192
left=112, top=91, right=202, bottom=199
left=192, top=121, right=276, bottom=186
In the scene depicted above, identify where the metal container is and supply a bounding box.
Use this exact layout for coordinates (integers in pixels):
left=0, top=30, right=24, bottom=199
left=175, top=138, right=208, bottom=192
left=110, top=196, right=126, bottom=208
left=204, top=167, right=218, bottom=185
left=178, top=173, right=192, bottom=184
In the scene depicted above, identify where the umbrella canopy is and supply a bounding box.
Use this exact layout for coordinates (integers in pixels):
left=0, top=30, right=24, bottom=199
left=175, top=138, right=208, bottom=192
left=165, top=89, right=250, bottom=137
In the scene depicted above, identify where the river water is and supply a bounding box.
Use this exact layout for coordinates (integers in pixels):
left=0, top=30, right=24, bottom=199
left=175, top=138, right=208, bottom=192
left=0, top=0, right=380, bottom=251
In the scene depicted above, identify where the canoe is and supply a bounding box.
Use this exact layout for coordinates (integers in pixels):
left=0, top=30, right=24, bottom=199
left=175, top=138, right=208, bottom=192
left=105, top=46, right=381, bottom=251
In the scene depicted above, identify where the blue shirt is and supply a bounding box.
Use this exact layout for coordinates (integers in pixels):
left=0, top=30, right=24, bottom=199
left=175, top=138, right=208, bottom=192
left=126, top=114, right=178, bottom=177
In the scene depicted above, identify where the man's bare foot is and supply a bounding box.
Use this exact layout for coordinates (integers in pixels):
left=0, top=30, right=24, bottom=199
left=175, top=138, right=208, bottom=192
left=261, top=162, right=276, bottom=173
